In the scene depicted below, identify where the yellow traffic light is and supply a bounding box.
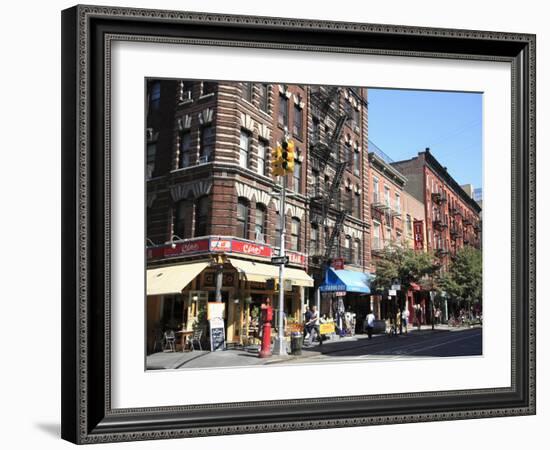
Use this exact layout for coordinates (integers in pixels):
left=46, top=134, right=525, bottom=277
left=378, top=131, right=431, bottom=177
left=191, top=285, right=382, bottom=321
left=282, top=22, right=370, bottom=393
left=281, top=139, right=295, bottom=174
left=271, top=144, right=284, bottom=177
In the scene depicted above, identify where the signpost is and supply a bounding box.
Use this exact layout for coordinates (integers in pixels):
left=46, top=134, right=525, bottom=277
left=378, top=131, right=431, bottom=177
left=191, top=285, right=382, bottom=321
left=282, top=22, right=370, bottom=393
left=271, top=255, right=289, bottom=265
left=209, top=317, right=226, bottom=352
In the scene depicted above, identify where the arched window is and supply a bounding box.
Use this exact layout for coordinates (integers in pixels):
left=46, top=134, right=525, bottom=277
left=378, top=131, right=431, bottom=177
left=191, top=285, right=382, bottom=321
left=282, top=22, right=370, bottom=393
left=236, top=198, right=249, bottom=239
left=291, top=217, right=301, bottom=251
left=255, top=204, right=267, bottom=242
left=194, top=196, right=209, bottom=237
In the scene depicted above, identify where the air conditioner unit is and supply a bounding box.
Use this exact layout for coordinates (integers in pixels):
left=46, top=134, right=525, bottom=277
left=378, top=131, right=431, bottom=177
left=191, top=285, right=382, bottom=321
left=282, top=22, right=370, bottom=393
left=255, top=231, right=265, bottom=243
left=198, top=155, right=209, bottom=164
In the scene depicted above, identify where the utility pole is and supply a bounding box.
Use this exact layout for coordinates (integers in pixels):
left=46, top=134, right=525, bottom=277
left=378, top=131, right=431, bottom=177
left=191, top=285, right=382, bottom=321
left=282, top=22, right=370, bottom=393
left=272, top=174, right=287, bottom=356
left=271, top=129, right=294, bottom=356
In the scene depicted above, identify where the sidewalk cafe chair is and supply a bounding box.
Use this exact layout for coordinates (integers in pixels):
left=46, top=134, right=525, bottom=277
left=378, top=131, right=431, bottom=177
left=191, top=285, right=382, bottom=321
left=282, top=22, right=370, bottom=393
left=188, top=329, right=203, bottom=351
left=163, top=330, right=176, bottom=352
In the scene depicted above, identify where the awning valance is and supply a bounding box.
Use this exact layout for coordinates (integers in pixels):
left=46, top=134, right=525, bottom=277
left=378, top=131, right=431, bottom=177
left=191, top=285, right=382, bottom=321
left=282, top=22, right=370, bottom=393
left=146, top=261, right=209, bottom=296
left=228, top=258, right=313, bottom=287
left=319, top=268, right=373, bottom=294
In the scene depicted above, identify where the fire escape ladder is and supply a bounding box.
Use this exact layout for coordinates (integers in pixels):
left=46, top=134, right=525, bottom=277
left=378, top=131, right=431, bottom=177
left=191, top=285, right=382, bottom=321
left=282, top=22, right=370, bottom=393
left=329, top=114, right=348, bottom=149
left=325, top=209, right=347, bottom=259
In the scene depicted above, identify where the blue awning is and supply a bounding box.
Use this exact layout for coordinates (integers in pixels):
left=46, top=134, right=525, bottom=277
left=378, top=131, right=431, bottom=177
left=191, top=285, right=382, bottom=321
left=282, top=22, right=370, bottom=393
left=319, top=268, right=373, bottom=294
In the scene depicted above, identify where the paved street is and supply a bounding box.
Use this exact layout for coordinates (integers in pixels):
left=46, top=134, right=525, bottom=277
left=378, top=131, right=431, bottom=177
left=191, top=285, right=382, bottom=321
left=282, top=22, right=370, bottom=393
left=146, top=326, right=482, bottom=370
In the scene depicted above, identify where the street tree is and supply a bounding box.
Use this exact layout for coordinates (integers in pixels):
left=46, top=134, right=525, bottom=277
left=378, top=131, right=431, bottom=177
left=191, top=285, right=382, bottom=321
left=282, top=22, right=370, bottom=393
left=372, top=244, right=439, bottom=330
left=372, top=244, right=439, bottom=293
left=439, top=246, right=482, bottom=317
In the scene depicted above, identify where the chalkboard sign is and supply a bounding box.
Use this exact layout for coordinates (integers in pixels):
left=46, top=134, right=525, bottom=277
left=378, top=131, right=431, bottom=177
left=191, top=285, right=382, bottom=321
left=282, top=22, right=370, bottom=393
left=209, top=318, right=226, bottom=352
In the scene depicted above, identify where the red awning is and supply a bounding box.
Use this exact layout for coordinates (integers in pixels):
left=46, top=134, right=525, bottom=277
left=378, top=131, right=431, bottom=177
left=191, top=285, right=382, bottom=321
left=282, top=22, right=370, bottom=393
left=410, top=283, right=421, bottom=291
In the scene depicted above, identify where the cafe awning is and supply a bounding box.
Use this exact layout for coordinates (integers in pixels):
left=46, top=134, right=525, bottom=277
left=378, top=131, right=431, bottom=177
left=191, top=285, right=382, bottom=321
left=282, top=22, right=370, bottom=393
left=228, top=258, right=314, bottom=287
left=319, top=268, right=373, bottom=294
left=146, top=261, right=209, bottom=296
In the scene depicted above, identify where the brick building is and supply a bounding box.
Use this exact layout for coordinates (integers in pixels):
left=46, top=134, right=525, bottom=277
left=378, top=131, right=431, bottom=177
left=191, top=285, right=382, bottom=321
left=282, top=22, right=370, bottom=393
left=145, top=80, right=372, bottom=350
left=392, top=149, right=482, bottom=269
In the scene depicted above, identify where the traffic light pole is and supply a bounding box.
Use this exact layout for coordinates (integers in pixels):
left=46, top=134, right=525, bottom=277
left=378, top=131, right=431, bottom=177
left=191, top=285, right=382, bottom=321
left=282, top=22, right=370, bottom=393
left=272, top=174, right=288, bottom=356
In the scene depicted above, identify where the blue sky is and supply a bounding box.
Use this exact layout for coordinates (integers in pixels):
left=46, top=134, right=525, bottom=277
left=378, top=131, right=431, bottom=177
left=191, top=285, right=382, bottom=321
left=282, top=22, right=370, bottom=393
left=367, top=88, right=483, bottom=189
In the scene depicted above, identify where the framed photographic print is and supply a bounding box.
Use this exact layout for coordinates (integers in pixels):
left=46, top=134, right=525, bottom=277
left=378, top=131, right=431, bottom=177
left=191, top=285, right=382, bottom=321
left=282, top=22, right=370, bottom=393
left=61, top=4, right=536, bottom=444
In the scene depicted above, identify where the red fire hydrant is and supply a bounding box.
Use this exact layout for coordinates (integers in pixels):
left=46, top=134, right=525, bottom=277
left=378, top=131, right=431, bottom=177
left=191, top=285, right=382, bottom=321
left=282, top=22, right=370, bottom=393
left=259, top=298, right=273, bottom=358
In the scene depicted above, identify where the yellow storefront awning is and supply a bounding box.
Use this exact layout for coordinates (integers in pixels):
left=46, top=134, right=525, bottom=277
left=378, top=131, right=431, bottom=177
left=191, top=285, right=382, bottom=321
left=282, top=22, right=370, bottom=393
left=146, top=261, right=209, bottom=296
left=228, top=258, right=313, bottom=287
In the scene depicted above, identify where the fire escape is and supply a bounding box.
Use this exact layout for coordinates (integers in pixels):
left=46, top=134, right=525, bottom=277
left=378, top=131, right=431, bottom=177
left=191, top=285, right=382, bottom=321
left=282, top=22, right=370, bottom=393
left=308, top=86, right=350, bottom=266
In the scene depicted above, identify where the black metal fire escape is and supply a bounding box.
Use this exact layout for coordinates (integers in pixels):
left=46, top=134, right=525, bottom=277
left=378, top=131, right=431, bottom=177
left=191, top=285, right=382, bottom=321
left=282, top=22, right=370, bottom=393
left=308, top=86, right=350, bottom=265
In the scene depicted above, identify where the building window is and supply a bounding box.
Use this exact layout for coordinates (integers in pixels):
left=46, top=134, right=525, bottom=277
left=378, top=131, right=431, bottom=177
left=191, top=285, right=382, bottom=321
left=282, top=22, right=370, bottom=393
left=354, top=239, right=361, bottom=265
left=344, top=142, right=351, bottom=164
left=293, top=159, right=302, bottom=193
left=236, top=198, right=249, bottom=239
left=195, top=196, right=209, bottom=237
left=386, top=225, right=392, bottom=243
left=406, top=214, right=413, bottom=236
left=344, top=235, right=351, bottom=261
left=396, top=231, right=402, bottom=245
left=395, top=193, right=401, bottom=214
left=384, top=185, right=391, bottom=207
left=278, top=94, right=288, bottom=127
left=174, top=199, right=192, bottom=239
left=255, top=204, right=267, bottom=242
left=257, top=139, right=267, bottom=176
left=149, top=81, right=160, bottom=110
left=373, top=222, right=381, bottom=250
left=293, top=104, right=302, bottom=137
left=239, top=130, right=251, bottom=168
left=291, top=218, right=301, bottom=251
left=146, top=142, right=156, bottom=166
left=344, top=187, right=353, bottom=212
left=178, top=131, right=192, bottom=168
left=310, top=223, right=319, bottom=253
left=352, top=108, right=360, bottom=130
left=373, top=177, right=380, bottom=203
left=202, top=82, right=216, bottom=95
left=199, top=125, right=214, bottom=162
left=258, top=83, right=269, bottom=112
left=242, top=82, right=253, bottom=102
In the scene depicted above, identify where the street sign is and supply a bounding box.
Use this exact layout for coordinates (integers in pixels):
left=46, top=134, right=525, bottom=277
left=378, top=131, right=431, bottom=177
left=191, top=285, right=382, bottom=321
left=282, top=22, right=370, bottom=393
left=271, top=255, right=289, bottom=265
left=284, top=279, right=293, bottom=291
left=391, top=284, right=401, bottom=291
left=388, top=289, right=397, bottom=296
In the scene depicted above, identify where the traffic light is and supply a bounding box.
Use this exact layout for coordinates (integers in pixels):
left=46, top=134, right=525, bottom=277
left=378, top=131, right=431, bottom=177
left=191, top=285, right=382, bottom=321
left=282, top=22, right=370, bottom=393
left=271, top=144, right=284, bottom=176
left=281, top=139, right=295, bottom=174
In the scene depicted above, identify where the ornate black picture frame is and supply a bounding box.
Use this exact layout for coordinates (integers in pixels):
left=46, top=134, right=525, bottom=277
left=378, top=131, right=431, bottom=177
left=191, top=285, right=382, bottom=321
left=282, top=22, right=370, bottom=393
left=61, top=4, right=536, bottom=444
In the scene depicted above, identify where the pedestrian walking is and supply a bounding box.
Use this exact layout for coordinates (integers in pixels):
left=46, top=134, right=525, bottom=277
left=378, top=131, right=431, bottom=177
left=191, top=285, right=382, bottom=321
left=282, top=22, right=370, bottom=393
left=366, top=310, right=375, bottom=340
left=303, top=305, right=322, bottom=346
left=396, top=308, right=402, bottom=334
left=402, top=308, right=410, bottom=334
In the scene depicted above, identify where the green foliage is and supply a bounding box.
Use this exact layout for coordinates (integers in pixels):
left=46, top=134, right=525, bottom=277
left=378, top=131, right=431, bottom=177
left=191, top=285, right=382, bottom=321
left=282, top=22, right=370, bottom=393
left=372, top=244, right=439, bottom=293
left=439, top=246, right=482, bottom=304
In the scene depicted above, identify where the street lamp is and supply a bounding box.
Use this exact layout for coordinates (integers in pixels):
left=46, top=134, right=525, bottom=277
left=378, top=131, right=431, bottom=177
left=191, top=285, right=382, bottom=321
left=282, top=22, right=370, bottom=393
left=166, top=234, right=184, bottom=249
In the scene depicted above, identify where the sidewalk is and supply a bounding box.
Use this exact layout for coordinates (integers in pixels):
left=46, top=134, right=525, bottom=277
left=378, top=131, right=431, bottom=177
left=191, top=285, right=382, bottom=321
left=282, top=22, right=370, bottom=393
left=146, top=323, right=481, bottom=370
